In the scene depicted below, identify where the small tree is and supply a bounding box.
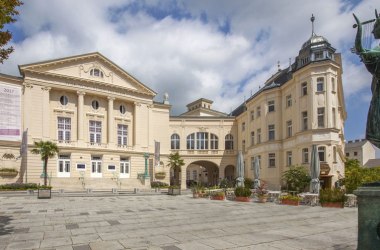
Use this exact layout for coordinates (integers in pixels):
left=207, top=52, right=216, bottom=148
left=343, top=158, right=380, bottom=193
left=31, top=141, right=59, bottom=186
left=282, top=165, right=311, bottom=193
left=167, top=152, right=185, bottom=186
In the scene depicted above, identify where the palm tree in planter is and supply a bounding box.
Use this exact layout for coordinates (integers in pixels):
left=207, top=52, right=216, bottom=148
left=31, top=141, right=59, bottom=197
left=167, top=152, right=185, bottom=195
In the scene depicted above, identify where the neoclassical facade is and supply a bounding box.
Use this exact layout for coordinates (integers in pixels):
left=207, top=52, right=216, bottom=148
left=0, top=28, right=346, bottom=190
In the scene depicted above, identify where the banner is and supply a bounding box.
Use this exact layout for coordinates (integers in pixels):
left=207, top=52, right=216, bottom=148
left=0, top=83, right=21, bottom=141
left=154, top=141, right=160, bottom=167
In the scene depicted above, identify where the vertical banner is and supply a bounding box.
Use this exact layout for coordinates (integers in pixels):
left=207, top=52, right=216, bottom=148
left=154, top=141, right=160, bottom=167
left=0, top=83, right=21, bottom=141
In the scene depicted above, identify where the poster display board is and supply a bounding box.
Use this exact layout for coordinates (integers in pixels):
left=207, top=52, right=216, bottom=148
left=0, top=82, right=21, bottom=141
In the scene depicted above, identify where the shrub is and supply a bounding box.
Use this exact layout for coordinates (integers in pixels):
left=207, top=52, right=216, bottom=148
left=234, top=186, right=252, bottom=197
left=211, top=191, right=225, bottom=197
left=282, top=166, right=311, bottom=193
left=0, top=183, right=38, bottom=190
left=244, top=178, right=254, bottom=188
left=280, top=195, right=301, bottom=201
left=219, top=178, right=234, bottom=189
left=255, top=182, right=269, bottom=197
left=319, top=188, right=347, bottom=203
left=151, top=181, right=169, bottom=188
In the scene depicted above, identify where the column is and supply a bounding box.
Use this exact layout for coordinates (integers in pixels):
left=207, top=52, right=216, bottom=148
left=77, top=91, right=85, bottom=145
left=41, top=87, right=51, bottom=139
left=107, top=96, right=115, bottom=145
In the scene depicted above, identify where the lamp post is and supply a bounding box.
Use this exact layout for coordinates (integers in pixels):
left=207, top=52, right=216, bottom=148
left=143, top=153, right=150, bottom=179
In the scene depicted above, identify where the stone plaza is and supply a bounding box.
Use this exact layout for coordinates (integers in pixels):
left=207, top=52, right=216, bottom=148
left=0, top=193, right=357, bottom=250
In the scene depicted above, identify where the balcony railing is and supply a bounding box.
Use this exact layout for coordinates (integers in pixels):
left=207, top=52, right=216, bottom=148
left=172, top=149, right=237, bottom=155
left=53, top=140, right=75, bottom=146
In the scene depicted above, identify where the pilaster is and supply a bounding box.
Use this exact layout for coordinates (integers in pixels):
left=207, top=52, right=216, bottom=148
left=77, top=91, right=86, bottom=145
left=107, top=96, right=115, bottom=146
left=41, top=86, right=51, bottom=139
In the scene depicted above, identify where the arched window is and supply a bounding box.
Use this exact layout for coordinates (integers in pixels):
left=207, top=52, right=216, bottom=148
left=187, top=133, right=195, bottom=149
left=90, top=68, right=104, bottom=78
left=225, top=134, right=234, bottom=150
left=210, top=134, right=218, bottom=150
left=196, top=132, right=208, bottom=149
left=171, top=134, right=180, bottom=150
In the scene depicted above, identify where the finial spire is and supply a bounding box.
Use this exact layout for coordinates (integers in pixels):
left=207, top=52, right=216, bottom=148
left=277, top=60, right=281, bottom=71
left=311, top=14, right=315, bottom=36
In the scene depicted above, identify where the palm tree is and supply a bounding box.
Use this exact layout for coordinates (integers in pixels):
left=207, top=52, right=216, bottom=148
left=31, top=141, right=59, bottom=186
left=167, top=152, right=185, bottom=186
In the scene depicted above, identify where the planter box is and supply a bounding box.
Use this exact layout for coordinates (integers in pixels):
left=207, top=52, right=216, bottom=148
left=38, top=189, right=51, bottom=199
left=321, top=202, right=344, bottom=208
left=235, top=196, right=251, bottom=202
left=168, top=187, right=181, bottom=195
left=154, top=173, right=166, bottom=180
left=281, top=199, right=299, bottom=206
left=258, top=196, right=268, bottom=203
left=0, top=172, right=18, bottom=178
left=211, top=196, right=225, bottom=200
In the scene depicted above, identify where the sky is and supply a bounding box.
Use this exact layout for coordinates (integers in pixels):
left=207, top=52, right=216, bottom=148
left=1, top=0, right=379, bottom=143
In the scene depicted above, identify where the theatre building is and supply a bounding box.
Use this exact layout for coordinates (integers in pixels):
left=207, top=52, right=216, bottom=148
left=0, top=23, right=346, bottom=190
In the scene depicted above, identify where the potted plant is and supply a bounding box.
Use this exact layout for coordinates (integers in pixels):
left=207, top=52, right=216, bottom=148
left=210, top=191, right=225, bottom=200
left=256, top=182, right=269, bottom=203
left=167, top=152, right=185, bottom=188
left=319, top=188, right=347, bottom=208
left=31, top=140, right=59, bottom=199
left=168, top=185, right=181, bottom=195
left=0, top=168, right=19, bottom=178
left=234, top=186, right=252, bottom=202
left=154, top=171, right=166, bottom=180
left=280, top=194, right=301, bottom=206
left=191, top=183, right=204, bottom=198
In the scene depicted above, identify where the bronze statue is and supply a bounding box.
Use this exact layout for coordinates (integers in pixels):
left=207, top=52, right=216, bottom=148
left=353, top=10, right=380, bottom=148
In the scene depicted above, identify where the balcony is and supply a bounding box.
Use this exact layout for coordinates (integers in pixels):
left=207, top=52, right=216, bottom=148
left=171, top=149, right=237, bottom=156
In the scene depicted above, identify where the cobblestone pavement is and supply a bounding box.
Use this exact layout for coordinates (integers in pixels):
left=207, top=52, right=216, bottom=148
left=0, top=194, right=357, bottom=250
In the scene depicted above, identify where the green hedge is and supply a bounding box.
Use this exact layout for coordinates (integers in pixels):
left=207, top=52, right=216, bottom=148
left=0, top=183, right=38, bottom=190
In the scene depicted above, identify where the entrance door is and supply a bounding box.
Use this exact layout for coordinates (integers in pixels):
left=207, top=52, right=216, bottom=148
left=120, top=159, right=130, bottom=178
left=91, top=156, right=102, bottom=178
left=57, top=155, right=70, bottom=177
left=320, top=176, right=332, bottom=189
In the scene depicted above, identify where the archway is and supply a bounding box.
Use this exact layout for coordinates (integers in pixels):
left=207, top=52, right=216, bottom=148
left=186, top=161, right=219, bottom=188
left=224, top=165, right=235, bottom=182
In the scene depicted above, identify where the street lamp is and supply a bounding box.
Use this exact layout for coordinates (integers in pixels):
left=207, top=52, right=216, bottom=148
left=143, top=153, right=150, bottom=179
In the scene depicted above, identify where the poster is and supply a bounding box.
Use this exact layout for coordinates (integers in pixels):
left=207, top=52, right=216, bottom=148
left=0, top=82, right=21, bottom=141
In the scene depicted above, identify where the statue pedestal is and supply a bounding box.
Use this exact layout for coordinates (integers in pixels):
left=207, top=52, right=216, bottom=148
left=354, top=182, right=380, bottom=250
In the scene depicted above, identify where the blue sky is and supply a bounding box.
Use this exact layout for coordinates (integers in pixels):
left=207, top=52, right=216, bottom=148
left=1, top=0, right=379, bottom=143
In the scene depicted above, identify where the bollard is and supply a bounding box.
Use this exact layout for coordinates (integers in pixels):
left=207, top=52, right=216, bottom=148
left=354, top=182, right=380, bottom=250
left=134, top=188, right=139, bottom=194
left=86, top=188, right=92, bottom=194
left=112, top=188, right=117, bottom=194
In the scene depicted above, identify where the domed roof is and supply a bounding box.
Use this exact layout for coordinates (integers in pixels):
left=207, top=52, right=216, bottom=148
left=301, top=32, right=329, bottom=49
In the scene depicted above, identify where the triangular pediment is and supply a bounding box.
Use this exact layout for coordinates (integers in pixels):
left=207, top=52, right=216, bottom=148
left=19, top=52, right=156, bottom=96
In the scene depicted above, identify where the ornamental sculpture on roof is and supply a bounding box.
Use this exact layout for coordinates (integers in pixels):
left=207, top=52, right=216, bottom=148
left=353, top=10, right=380, bottom=148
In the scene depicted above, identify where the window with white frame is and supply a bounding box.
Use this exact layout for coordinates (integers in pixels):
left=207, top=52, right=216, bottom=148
left=117, top=124, right=128, bottom=146
left=58, top=155, right=70, bottom=177
left=301, top=82, right=308, bottom=96
left=286, top=151, right=292, bottom=166
left=210, top=133, right=218, bottom=150
left=225, top=134, right=234, bottom=150
left=268, top=100, right=275, bottom=112
left=317, top=107, right=325, bottom=128
left=317, top=77, right=324, bottom=92
left=58, top=117, right=71, bottom=142
left=268, top=153, right=276, bottom=168
left=171, top=134, right=180, bottom=150
left=286, top=95, right=292, bottom=108
left=250, top=111, right=254, bottom=120
left=302, top=111, right=308, bottom=130
left=257, top=106, right=261, bottom=117
left=302, top=148, right=309, bottom=163
left=187, top=133, right=195, bottom=149
left=268, top=124, right=275, bottom=141
left=120, top=157, right=130, bottom=177
left=287, top=120, right=292, bottom=137
left=89, top=121, right=102, bottom=144
left=91, top=156, right=102, bottom=176
left=318, top=146, right=326, bottom=162
left=196, top=132, right=208, bottom=149
left=250, top=131, right=255, bottom=146
left=257, top=128, right=261, bottom=144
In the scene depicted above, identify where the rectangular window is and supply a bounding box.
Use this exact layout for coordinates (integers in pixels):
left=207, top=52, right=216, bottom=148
left=257, top=106, right=261, bottom=117
left=57, top=117, right=71, bottom=142
left=286, top=95, right=292, bottom=108
left=331, top=78, right=336, bottom=93
left=301, top=82, right=308, bottom=96
left=257, top=129, right=261, bottom=144
left=333, top=147, right=337, bottom=163
left=242, top=122, right=246, bottom=131
left=287, top=120, right=292, bottom=137
left=268, top=153, right=276, bottom=168
left=196, top=132, right=208, bottom=150
left=315, top=51, right=324, bottom=60
left=268, top=124, right=275, bottom=141
left=120, top=158, right=130, bottom=178
left=302, top=111, right=308, bottom=130
left=117, top=124, right=128, bottom=146
left=318, top=146, right=326, bottom=162
left=332, top=107, right=336, bottom=128
left=302, top=148, right=309, bottom=163
left=250, top=131, right=255, bottom=146
left=286, top=151, right=292, bottom=166
left=58, top=155, right=70, bottom=177
left=268, top=100, right=275, bottom=112
left=210, top=134, right=218, bottom=150
left=317, top=77, right=324, bottom=92
left=317, top=107, right=325, bottom=128
left=89, top=121, right=102, bottom=144
left=76, top=164, right=86, bottom=170
left=108, top=165, right=116, bottom=171
left=250, top=111, right=254, bottom=121
left=242, top=140, right=246, bottom=152
left=187, top=134, right=195, bottom=149
left=192, top=170, right=197, bottom=180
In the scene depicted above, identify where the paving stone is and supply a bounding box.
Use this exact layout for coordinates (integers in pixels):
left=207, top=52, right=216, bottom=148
left=88, top=240, right=124, bottom=250
left=13, top=231, right=44, bottom=241
left=79, top=212, right=89, bottom=216
left=162, top=246, right=182, bottom=250
left=66, top=223, right=79, bottom=230
left=72, top=245, right=91, bottom=250
left=13, top=228, right=30, bottom=233
left=96, top=211, right=112, bottom=214
left=107, top=220, right=120, bottom=226
left=5, top=240, right=40, bottom=250
left=71, top=233, right=101, bottom=244
left=39, top=237, right=72, bottom=248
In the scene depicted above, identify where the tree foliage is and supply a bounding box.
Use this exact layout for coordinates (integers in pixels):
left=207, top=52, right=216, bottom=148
left=282, top=165, right=311, bottom=193
left=167, top=152, right=185, bottom=186
left=31, top=141, right=59, bottom=186
left=343, top=158, right=380, bottom=193
left=0, top=0, right=23, bottom=63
